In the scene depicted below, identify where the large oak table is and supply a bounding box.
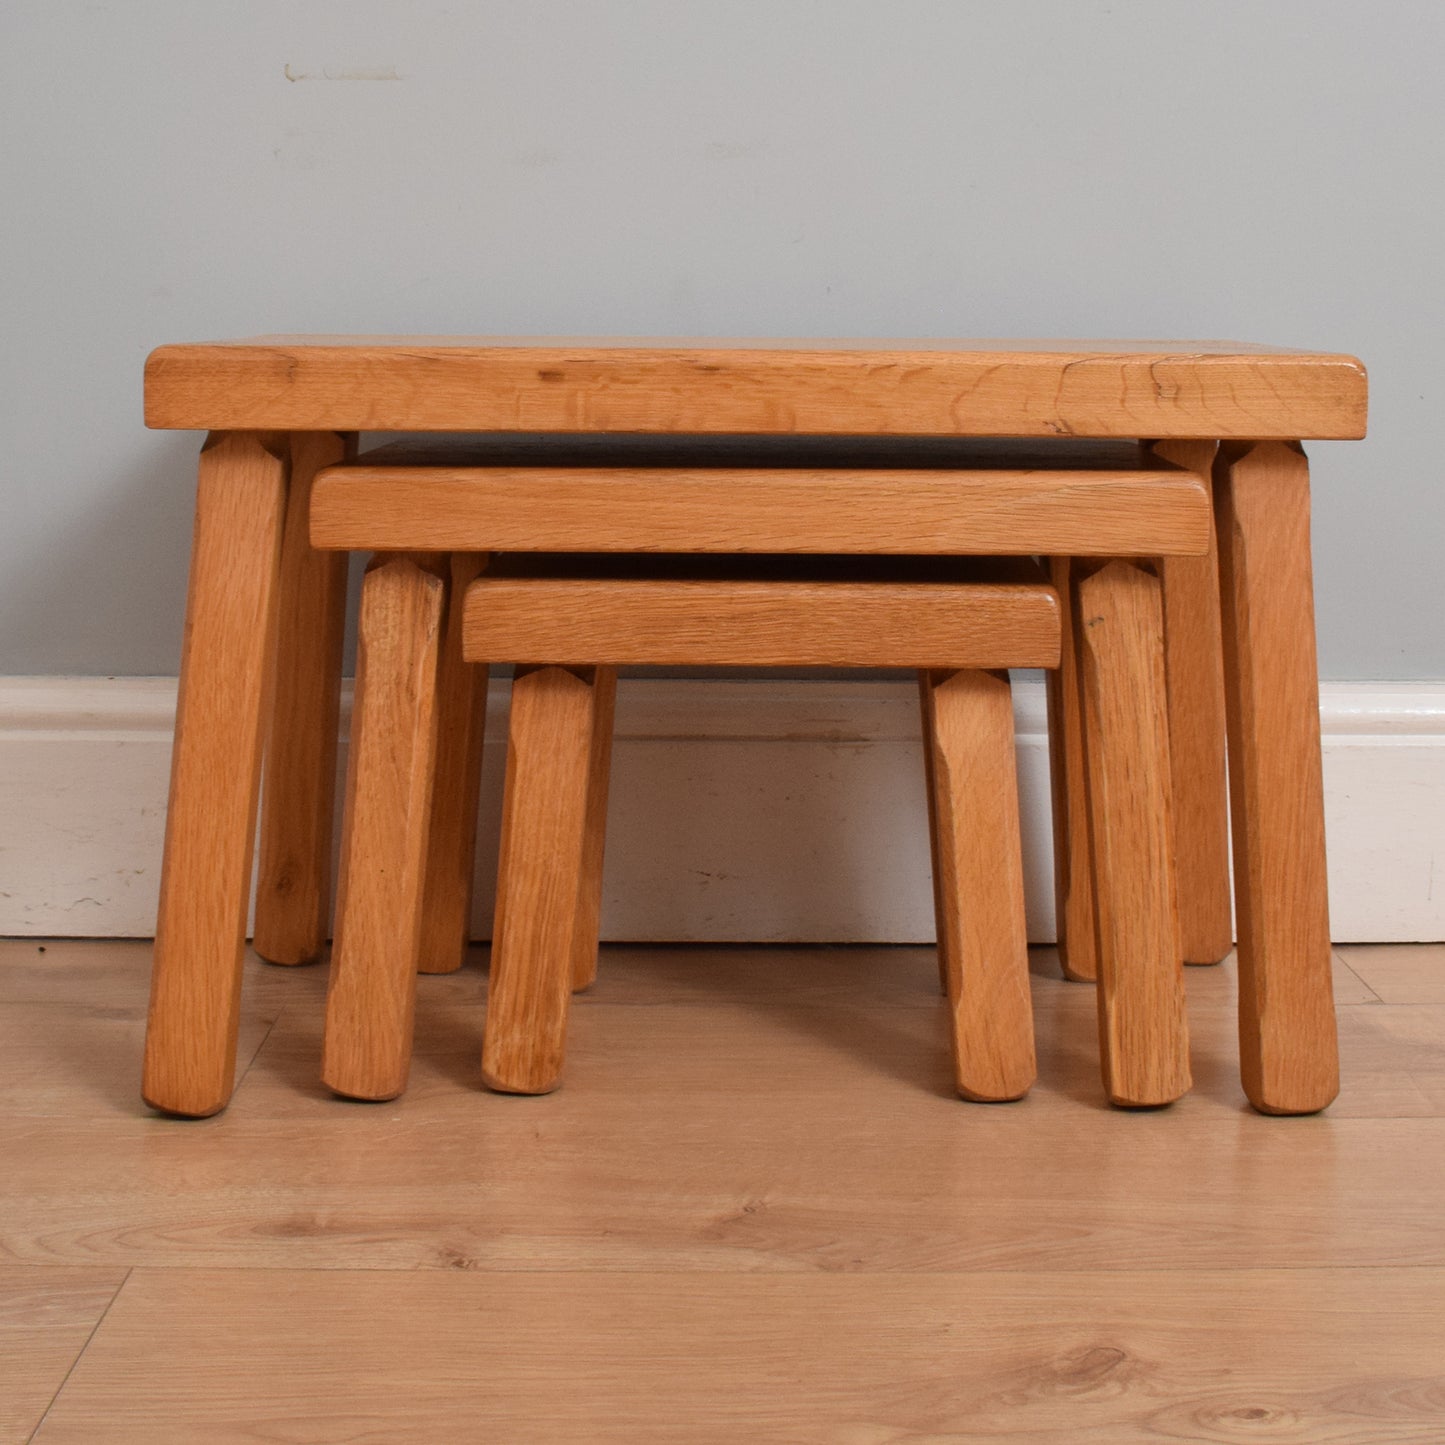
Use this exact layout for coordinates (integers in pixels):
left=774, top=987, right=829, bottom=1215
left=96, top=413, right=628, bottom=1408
left=139, top=337, right=1367, bottom=1117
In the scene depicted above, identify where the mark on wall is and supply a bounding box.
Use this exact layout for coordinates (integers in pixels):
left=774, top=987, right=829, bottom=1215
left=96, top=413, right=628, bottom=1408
left=283, top=64, right=402, bottom=82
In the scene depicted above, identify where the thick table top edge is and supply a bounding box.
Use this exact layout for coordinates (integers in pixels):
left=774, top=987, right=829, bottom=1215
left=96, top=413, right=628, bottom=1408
left=143, top=339, right=1367, bottom=439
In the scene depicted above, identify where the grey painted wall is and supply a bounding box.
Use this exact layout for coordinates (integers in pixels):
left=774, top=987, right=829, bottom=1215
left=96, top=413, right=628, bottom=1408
left=3, top=0, right=1440, bottom=678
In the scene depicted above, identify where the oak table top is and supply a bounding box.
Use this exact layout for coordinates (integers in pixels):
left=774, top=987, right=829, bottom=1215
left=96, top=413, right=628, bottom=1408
left=144, top=336, right=1367, bottom=440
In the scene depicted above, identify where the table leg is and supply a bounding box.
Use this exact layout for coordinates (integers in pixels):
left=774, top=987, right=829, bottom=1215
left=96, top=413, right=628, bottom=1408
left=924, top=668, right=1036, bottom=1102
left=917, top=672, right=951, bottom=995
left=483, top=665, right=598, bottom=1094
left=570, top=665, right=617, bottom=993
left=417, top=553, right=491, bottom=976
left=1147, top=440, right=1233, bottom=966
left=1214, top=442, right=1337, bottom=1114
left=1046, top=556, right=1098, bottom=982
left=1074, top=560, right=1191, bottom=1108
left=323, top=554, right=446, bottom=1100
left=253, top=431, right=352, bottom=966
left=143, top=432, right=291, bottom=1116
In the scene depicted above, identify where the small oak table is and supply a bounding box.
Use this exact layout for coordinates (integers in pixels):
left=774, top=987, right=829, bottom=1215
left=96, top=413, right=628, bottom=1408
left=140, top=336, right=1367, bottom=1118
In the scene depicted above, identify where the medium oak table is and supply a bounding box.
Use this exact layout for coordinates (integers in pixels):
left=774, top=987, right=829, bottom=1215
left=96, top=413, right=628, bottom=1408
left=139, top=336, right=1367, bottom=1118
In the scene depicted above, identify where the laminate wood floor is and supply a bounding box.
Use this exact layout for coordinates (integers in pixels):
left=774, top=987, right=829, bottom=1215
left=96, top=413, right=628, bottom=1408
left=2, top=938, right=1443, bottom=1442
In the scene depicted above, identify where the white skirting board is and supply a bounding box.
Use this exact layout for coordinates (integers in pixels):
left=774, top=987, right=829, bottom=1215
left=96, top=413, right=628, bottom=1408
left=1, top=676, right=1442, bottom=942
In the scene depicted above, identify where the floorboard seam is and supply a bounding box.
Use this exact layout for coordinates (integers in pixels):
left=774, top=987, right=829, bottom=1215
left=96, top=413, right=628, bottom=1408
left=108, top=1260, right=1445, bottom=1279
left=228, top=1013, right=283, bottom=1101
left=26, top=1265, right=132, bottom=1444
left=1332, top=949, right=1385, bottom=1004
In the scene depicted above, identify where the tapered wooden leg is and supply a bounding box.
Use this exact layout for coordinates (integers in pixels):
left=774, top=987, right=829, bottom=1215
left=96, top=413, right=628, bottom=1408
left=923, top=668, right=1036, bottom=1102
left=417, top=554, right=491, bottom=975
left=570, top=666, right=617, bottom=993
left=1045, top=556, right=1098, bottom=983
left=917, top=673, right=951, bottom=996
left=1148, top=440, right=1233, bottom=965
left=143, top=432, right=290, bottom=1117
left=253, top=431, right=353, bottom=966
left=1215, top=442, right=1337, bottom=1115
left=1074, top=561, right=1191, bottom=1108
left=322, top=555, right=445, bottom=1101
left=483, top=665, right=598, bottom=1095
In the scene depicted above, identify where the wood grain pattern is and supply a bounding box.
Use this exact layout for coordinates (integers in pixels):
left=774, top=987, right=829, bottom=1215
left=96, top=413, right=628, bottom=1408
left=310, top=464, right=1211, bottom=556
left=1215, top=442, right=1338, bottom=1115
left=483, top=666, right=598, bottom=1094
left=0, top=1266, right=127, bottom=1444
left=417, top=554, right=490, bottom=976
left=31, top=1266, right=1445, bottom=1444
left=463, top=576, right=1061, bottom=669
left=924, top=670, right=1036, bottom=1101
left=1075, top=561, right=1191, bottom=1108
left=145, top=337, right=1367, bottom=438
left=1045, top=555, right=1097, bottom=984
left=253, top=431, right=352, bottom=967
left=1148, top=439, right=1233, bottom=966
left=144, top=432, right=290, bottom=1118
left=322, top=556, right=445, bottom=1101
left=570, top=666, right=617, bottom=994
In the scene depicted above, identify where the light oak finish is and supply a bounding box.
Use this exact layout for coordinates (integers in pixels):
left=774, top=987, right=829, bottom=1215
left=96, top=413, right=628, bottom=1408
left=1075, top=561, right=1191, bottom=1107
left=923, top=669, right=1036, bottom=1101
left=311, top=461, right=1212, bottom=557
left=140, top=338, right=1362, bottom=1118
left=253, top=431, right=351, bottom=966
left=0, top=1266, right=126, bottom=1444
left=463, top=572, right=1062, bottom=670
left=483, top=666, right=599, bottom=1094
left=417, top=553, right=490, bottom=976
left=145, top=336, right=1368, bottom=439
left=7, top=939, right=1445, bottom=1441
left=322, top=556, right=445, bottom=1101
left=143, top=432, right=290, bottom=1118
left=1045, top=555, right=1097, bottom=984
left=1148, top=438, right=1233, bottom=966
left=570, top=666, right=617, bottom=994
left=1215, top=442, right=1338, bottom=1115
left=469, top=567, right=1056, bottom=1094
